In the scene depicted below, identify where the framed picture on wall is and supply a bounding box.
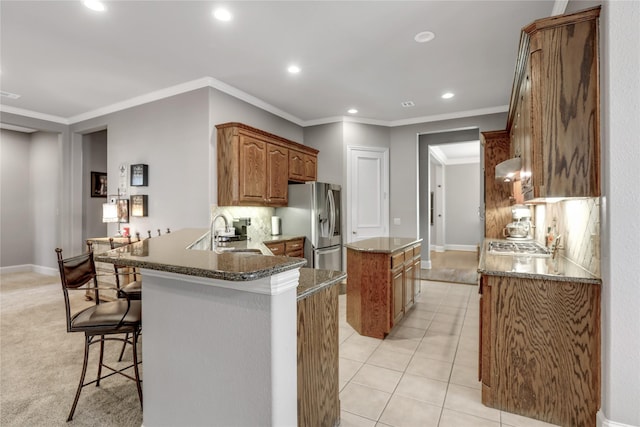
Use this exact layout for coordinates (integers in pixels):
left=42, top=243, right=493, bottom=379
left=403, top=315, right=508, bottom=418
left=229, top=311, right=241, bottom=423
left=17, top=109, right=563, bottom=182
left=130, top=164, right=148, bottom=186
left=91, top=171, right=108, bottom=198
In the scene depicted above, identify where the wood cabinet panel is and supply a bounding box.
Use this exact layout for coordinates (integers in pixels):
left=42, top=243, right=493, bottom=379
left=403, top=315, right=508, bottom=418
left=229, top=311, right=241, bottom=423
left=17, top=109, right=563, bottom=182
left=266, top=144, right=288, bottom=206
left=347, top=243, right=421, bottom=338
left=303, top=154, right=317, bottom=181
left=480, top=274, right=600, bottom=426
left=391, top=266, right=404, bottom=326
left=297, top=284, right=339, bottom=427
left=482, top=131, right=514, bottom=239
left=508, top=7, right=601, bottom=201
left=238, top=134, right=267, bottom=204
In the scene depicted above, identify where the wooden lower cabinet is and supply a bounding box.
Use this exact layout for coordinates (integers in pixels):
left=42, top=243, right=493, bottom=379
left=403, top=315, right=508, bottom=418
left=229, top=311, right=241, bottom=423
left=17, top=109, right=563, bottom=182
left=479, top=274, right=600, bottom=426
left=265, top=237, right=305, bottom=257
left=347, top=243, right=421, bottom=338
left=297, top=283, right=339, bottom=426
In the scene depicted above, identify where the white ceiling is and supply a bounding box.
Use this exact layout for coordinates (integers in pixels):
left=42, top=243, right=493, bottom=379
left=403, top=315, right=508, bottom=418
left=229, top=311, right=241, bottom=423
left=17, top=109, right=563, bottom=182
left=430, top=141, right=480, bottom=165
left=0, top=1, right=562, bottom=127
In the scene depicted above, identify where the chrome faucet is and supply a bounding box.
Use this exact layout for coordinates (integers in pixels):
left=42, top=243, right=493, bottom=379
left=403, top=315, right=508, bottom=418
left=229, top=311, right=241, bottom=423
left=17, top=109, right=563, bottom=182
left=210, top=214, right=230, bottom=249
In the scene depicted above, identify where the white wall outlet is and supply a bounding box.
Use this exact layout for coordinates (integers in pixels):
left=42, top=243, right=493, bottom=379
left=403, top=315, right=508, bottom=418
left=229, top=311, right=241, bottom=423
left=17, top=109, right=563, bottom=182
left=393, top=217, right=401, bottom=225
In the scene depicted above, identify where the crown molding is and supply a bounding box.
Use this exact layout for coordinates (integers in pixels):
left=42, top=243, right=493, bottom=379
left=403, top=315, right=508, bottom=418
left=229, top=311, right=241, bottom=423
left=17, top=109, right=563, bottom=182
left=0, top=105, right=68, bottom=124
left=2, top=76, right=509, bottom=130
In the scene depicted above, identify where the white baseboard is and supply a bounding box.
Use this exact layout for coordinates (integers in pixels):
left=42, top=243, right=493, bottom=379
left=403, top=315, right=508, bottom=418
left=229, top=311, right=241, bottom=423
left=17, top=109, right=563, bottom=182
left=597, top=410, right=638, bottom=427
left=0, top=264, right=57, bottom=276
left=431, top=245, right=445, bottom=253
left=444, top=244, right=477, bottom=252
left=421, top=259, right=432, bottom=269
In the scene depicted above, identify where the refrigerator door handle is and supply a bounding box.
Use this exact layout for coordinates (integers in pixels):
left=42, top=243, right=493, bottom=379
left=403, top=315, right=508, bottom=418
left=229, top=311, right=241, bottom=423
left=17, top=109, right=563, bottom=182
left=328, top=189, right=336, bottom=238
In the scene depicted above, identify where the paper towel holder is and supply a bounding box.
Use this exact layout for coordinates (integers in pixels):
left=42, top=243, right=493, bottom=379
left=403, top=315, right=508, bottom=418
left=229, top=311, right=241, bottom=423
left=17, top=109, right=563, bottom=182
left=271, top=216, right=281, bottom=236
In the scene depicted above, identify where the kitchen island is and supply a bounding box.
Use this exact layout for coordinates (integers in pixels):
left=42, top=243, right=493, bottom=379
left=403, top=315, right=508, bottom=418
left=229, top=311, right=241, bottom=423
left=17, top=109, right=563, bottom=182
left=345, top=237, right=422, bottom=339
left=478, top=239, right=601, bottom=426
left=96, top=228, right=343, bottom=427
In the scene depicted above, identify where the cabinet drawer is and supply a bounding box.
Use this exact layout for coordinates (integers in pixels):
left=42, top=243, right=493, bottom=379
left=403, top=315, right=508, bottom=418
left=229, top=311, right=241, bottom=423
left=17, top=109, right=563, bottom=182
left=413, top=244, right=421, bottom=257
left=287, top=249, right=304, bottom=258
left=391, top=252, right=404, bottom=269
left=404, top=248, right=413, bottom=261
left=285, top=239, right=304, bottom=253
left=265, top=242, right=285, bottom=255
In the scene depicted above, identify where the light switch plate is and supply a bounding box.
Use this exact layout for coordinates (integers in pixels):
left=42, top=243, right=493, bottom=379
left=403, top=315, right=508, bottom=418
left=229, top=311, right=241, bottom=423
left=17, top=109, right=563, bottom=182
left=393, top=217, right=401, bottom=225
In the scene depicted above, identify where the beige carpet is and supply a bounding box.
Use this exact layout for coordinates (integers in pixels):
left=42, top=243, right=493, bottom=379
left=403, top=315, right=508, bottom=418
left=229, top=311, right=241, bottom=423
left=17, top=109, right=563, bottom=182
left=420, top=250, right=479, bottom=285
left=1, top=272, right=142, bottom=426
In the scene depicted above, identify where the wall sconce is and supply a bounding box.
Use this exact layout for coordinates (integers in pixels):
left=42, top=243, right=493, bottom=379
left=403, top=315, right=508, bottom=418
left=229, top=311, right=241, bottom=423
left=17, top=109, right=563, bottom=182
left=131, top=195, right=148, bottom=217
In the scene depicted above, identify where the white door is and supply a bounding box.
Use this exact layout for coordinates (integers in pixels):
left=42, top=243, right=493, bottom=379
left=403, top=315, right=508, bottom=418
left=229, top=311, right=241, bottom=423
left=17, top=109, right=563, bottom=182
left=347, top=146, right=389, bottom=242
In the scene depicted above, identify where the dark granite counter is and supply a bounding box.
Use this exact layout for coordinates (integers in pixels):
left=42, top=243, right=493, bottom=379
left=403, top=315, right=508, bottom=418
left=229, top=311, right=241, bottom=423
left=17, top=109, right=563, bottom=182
left=478, top=239, right=601, bottom=284
left=297, top=268, right=346, bottom=301
left=94, top=228, right=306, bottom=282
left=345, top=236, right=422, bottom=254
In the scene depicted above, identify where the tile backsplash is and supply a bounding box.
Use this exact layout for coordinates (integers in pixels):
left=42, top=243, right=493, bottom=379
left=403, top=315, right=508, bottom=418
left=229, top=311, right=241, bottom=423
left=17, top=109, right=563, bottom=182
left=210, top=205, right=276, bottom=241
left=533, top=197, right=600, bottom=276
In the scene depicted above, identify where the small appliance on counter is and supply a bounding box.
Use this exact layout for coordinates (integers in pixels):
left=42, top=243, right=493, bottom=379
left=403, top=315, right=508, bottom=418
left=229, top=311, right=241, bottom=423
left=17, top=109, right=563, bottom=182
left=503, top=205, right=533, bottom=240
left=231, top=217, right=251, bottom=241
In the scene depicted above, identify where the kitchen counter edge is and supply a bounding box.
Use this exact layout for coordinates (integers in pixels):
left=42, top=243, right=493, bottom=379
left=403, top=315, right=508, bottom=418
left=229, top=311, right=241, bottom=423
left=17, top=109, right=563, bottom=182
left=93, top=228, right=307, bottom=282
left=345, top=237, right=423, bottom=254
left=478, top=239, right=602, bottom=285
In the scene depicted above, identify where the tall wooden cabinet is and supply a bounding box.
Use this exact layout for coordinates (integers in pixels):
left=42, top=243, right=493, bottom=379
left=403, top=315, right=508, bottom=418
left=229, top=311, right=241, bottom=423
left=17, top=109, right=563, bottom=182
left=216, top=123, right=318, bottom=207
left=507, top=7, right=601, bottom=201
left=481, top=131, right=514, bottom=239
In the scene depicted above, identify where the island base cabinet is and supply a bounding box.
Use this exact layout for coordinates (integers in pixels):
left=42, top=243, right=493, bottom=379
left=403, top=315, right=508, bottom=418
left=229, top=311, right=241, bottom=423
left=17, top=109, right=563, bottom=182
left=297, top=284, right=340, bottom=427
left=480, top=275, right=600, bottom=426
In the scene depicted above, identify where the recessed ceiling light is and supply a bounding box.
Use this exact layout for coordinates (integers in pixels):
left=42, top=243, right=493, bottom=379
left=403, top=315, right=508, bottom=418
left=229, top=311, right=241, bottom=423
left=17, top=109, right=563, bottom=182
left=287, top=65, right=301, bottom=74
left=401, top=101, right=415, bottom=108
left=414, top=31, right=435, bottom=43
left=347, top=108, right=358, bottom=114
left=441, top=92, right=455, bottom=99
left=213, top=8, right=232, bottom=21
left=84, top=0, right=106, bottom=12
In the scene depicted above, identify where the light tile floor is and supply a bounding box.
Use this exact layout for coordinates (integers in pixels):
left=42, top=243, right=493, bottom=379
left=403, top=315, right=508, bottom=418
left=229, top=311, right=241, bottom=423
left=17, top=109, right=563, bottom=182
left=338, top=280, right=559, bottom=427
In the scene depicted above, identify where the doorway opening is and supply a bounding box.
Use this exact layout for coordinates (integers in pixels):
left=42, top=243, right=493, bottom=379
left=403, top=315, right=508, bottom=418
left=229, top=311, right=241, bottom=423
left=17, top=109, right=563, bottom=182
left=418, top=129, right=481, bottom=284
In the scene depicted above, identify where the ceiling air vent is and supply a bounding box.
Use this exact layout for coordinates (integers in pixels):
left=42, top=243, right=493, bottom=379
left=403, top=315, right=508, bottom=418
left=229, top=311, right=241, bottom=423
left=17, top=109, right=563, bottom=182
left=401, top=101, right=415, bottom=107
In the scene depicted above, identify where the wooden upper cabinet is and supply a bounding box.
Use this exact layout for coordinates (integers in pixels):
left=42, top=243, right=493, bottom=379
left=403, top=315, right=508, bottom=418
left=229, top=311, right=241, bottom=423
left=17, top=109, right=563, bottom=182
left=507, top=7, right=601, bottom=200
left=266, top=144, right=288, bottom=206
left=216, top=122, right=319, bottom=207
left=238, top=134, right=267, bottom=204
left=289, top=149, right=317, bottom=182
left=482, top=131, right=514, bottom=239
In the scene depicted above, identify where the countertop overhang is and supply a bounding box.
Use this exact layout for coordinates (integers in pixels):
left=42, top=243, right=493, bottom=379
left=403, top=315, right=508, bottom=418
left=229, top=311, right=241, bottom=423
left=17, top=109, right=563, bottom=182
left=345, top=237, right=422, bottom=254
left=94, top=228, right=307, bottom=282
left=478, top=239, right=601, bottom=284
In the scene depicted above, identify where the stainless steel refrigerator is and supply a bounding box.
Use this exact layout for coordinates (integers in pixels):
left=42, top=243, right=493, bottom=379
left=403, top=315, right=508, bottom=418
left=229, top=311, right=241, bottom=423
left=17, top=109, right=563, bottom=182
left=275, top=182, right=342, bottom=271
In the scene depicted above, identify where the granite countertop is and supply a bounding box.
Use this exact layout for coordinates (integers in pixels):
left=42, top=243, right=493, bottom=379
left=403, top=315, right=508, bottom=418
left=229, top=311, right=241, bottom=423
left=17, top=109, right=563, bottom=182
left=478, top=239, right=601, bottom=284
left=94, top=228, right=306, bottom=282
left=345, top=237, right=422, bottom=254
left=297, top=268, right=346, bottom=301
left=262, top=235, right=305, bottom=244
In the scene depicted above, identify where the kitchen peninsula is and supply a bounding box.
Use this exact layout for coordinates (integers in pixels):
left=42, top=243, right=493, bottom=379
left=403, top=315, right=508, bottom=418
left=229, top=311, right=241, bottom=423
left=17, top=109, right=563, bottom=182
left=95, top=228, right=344, bottom=426
left=345, top=237, right=422, bottom=339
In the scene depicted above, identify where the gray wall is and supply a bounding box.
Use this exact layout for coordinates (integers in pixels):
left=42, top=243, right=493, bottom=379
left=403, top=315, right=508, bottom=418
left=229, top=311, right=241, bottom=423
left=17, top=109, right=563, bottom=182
left=391, top=112, right=507, bottom=259
left=1, top=130, right=33, bottom=267
left=0, top=129, right=59, bottom=269
left=303, top=122, right=343, bottom=184
left=82, top=130, right=107, bottom=243
left=444, top=162, right=481, bottom=247
left=600, top=1, right=640, bottom=425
